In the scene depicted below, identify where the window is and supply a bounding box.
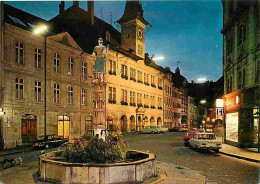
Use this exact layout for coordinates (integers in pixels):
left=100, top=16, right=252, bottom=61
left=130, top=91, right=136, bottom=104
left=121, top=64, right=128, bottom=77
left=227, top=77, right=233, bottom=93
left=238, top=68, right=246, bottom=89
left=109, top=87, right=116, bottom=103
left=138, top=45, right=143, bottom=55
left=35, top=48, right=42, bottom=68
left=144, top=94, right=149, bottom=105
left=121, top=89, right=127, bottom=103
left=130, top=68, right=136, bottom=80
left=15, top=41, right=24, bottom=64
left=68, top=57, right=74, bottom=75
left=226, top=34, right=233, bottom=56
left=15, top=78, right=24, bottom=99
left=35, top=81, right=41, bottom=101
left=54, top=83, right=60, bottom=103
left=151, top=75, right=155, bottom=85
left=137, top=70, right=143, bottom=82
left=238, top=21, right=246, bottom=46
left=81, top=88, right=86, bottom=105
left=109, top=60, right=116, bottom=75
left=158, top=78, right=162, bottom=88
left=68, top=86, right=73, bottom=104
left=54, top=53, right=60, bottom=73
left=81, top=62, right=87, bottom=79
left=144, top=73, right=149, bottom=85
left=137, top=93, right=141, bottom=104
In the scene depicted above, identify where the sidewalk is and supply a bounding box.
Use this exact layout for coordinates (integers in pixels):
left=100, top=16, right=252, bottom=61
left=220, top=143, right=260, bottom=163
left=0, top=145, right=33, bottom=157
left=145, top=161, right=206, bottom=184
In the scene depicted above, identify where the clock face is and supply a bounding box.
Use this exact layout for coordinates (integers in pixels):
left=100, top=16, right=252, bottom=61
left=138, top=29, right=143, bottom=38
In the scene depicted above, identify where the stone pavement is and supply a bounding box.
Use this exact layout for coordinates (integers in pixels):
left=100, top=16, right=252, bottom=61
left=148, top=161, right=206, bottom=184
left=0, top=146, right=33, bottom=156
left=220, top=143, right=260, bottom=163
left=0, top=160, right=206, bottom=184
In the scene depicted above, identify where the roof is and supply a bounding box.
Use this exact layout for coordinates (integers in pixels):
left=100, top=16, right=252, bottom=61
left=4, top=4, right=51, bottom=34
left=50, top=4, right=121, bottom=54
left=116, top=0, right=150, bottom=26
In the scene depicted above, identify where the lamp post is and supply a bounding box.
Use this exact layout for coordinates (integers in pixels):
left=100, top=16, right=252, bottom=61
left=33, top=25, right=48, bottom=137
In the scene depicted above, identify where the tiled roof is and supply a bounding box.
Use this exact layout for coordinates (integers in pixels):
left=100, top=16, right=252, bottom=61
left=50, top=5, right=121, bottom=54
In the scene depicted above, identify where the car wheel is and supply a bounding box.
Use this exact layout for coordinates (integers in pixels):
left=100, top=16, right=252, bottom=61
left=139, top=131, right=143, bottom=134
left=45, top=144, right=49, bottom=149
left=215, top=149, right=219, bottom=153
left=151, top=131, right=155, bottom=134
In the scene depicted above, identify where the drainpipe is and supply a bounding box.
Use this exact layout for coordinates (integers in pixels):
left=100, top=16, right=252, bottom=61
left=163, top=76, right=165, bottom=127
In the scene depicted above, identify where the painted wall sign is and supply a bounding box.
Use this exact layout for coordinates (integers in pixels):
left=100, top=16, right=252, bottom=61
left=225, top=112, right=238, bottom=142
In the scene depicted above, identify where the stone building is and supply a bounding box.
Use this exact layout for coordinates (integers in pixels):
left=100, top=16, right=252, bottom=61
left=0, top=1, right=187, bottom=149
left=172, top=67, right=188, bottom=125
left=222, top=0, right=260, bottom=147
left=0, top=4, right=94, bottom=149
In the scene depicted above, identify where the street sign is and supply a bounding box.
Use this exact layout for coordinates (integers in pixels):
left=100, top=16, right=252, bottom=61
left=216, top=108, right=223, bottom=120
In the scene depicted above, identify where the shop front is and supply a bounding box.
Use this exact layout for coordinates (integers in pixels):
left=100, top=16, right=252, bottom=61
left=224, top=89, right=259, bottom=148
left=224, top=91, right=240, bottom=147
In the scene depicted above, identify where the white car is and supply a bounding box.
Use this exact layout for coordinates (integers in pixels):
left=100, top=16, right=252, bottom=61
left=189, top=133, right=222, bottom=153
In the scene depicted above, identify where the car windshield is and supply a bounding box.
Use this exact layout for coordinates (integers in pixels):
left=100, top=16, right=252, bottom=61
left=197, top=134, right=216, bottom=139
left=37, top=136, right=45, bottom=140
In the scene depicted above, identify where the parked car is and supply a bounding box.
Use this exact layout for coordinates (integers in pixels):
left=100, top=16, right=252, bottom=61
left=139, top=126, right=161, bottom=134
left=189, top=133, right=222, bottom=152
left=169, top=127, right=179, bottom=132
left=183, top=130, right=199, bottom=146
left=179, top=124, right=189, bottom=132
left=33, top=134, right=68, bottom=149
left=157, top=126, right=168, bottom=133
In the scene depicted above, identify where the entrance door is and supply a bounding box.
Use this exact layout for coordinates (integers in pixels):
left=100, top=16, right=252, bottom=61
left=58, top=115, right=70, bottom=139
left=21, top=119, right=37, bottom=143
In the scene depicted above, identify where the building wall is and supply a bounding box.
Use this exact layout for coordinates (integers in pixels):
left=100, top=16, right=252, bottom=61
left=1, top=24, right=94, bottom=149
left=105, top=50, right=164, bottom=132
left=222, top=0, right=260, bottom=147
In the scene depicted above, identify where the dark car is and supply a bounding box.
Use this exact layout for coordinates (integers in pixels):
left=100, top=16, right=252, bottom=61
left=169, top=127, right=179, bottom=132
left=33, top=134, right=68, bottom=149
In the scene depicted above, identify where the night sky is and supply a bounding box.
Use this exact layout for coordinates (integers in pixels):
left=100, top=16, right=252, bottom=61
left=5, top=1, right=223, bottom=82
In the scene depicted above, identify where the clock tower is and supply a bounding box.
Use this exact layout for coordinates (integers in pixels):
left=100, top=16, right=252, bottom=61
left=117, top=0, right=150, bottom=58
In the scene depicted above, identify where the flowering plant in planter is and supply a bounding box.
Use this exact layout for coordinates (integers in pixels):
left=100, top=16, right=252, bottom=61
left=62, top=131, right=128, bottom=163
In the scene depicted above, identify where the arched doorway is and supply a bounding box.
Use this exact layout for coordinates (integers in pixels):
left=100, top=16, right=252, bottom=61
left=107, top=115, right=114, bottom=130
left=58, top=115, right=70, bottom=139
left=137, top=115, right=142, bottom=130
left=150, top=117, right=155, bottom=126
left=143, top=116, right=148, bottom=127
left=130, top=116, right=135, bottom=131
left=120, top=115, right=127, bottom=132
left=21, top=114, right=37, bottom=143
left=157, top=117, right=162, bottom=126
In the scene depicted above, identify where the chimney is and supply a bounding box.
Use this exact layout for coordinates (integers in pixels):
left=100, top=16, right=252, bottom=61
left=59, top=1, right=65, bottom=14
left=88, top=1, right=94, bottom=25
left=73, top=1, right=79, bottom=7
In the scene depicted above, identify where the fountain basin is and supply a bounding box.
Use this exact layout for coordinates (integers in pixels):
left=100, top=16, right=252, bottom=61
left=39, top=150, right=156, bottom=184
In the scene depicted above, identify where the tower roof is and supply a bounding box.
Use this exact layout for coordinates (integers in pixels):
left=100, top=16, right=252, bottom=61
left=116, top=0, right=150, bottom=26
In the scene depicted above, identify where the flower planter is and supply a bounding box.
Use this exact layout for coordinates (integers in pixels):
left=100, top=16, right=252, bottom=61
left=39, top=150, right=156, bottom=184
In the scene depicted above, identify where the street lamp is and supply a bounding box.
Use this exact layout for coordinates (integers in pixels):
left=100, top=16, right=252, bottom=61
left=34, top=24, right=48, bottom=137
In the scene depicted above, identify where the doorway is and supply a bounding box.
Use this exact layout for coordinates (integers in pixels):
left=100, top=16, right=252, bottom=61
left=58, top=115, right=70, bottom=139
left=21, top=114, right=37, bottom=143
